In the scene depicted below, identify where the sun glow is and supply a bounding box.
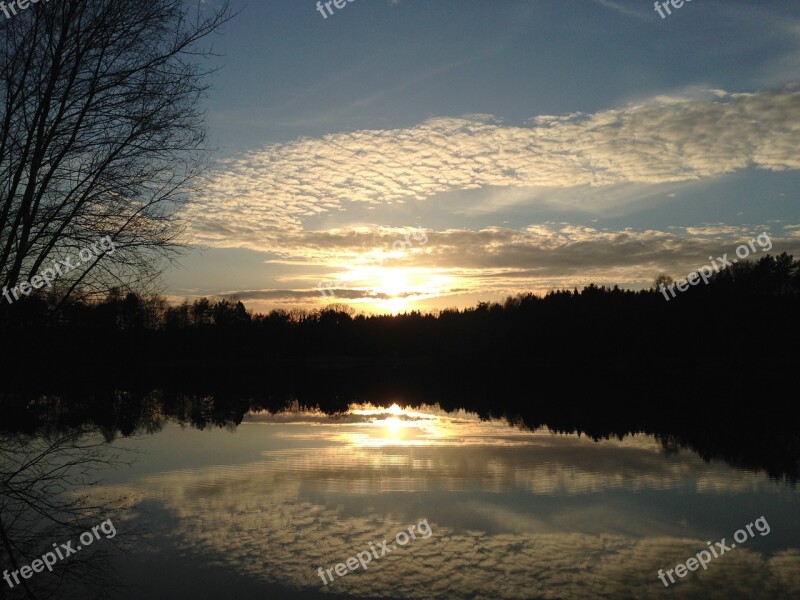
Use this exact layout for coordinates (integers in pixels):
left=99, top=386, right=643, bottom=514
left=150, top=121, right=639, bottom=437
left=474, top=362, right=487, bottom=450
left=381, top=297, right=410, bottom=315
left=321, top=262, right=453, bottom=315
left=370, top=269, right=451, bottom=314
left=341, top=403, right=450, bottom=447
left=379, top=270, right=409, bottom=296
left=383, top=403, right=406, bottom=436
left=246, top=402, right=551, bottom=449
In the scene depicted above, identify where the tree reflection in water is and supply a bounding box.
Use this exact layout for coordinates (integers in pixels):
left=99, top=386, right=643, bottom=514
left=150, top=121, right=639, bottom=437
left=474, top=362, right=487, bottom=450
left=0, top=426, right=133, bottom=600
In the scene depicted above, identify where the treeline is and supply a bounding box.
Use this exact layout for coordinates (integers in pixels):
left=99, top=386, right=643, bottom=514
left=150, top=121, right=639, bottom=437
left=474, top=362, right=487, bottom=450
left=1, top=253, right=800, bottom=398
left=2, top=254, right=800, bottom=479
left=4, top=250, right=800, bottom=328
left=1, top=388, right=798, bottom=482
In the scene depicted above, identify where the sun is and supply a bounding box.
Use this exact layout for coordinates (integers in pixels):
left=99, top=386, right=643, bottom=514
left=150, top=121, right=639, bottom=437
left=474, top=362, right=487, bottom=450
left=381, top=297, right=410, bottom=315
left=340, top=403, right=452, bottom=447
left=370, top=269, right=412, bottom=314
left=339, top=266, right=453, bottom=315
left=378, top=270, right=409, bottom=297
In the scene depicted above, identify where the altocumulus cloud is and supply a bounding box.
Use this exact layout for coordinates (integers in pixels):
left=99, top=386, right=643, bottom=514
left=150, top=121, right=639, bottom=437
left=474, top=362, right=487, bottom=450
left=189, top=87, right=800, bottom=252
left=220, top=224, right=800, bottom=306
left=89, top=415, right=800, bottom=599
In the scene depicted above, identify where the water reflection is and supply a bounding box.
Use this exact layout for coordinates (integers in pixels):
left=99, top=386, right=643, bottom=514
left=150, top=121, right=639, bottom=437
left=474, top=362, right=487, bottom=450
left=84, top=404, right=800, bottom=599
left=0, top=427, right=131, bottom=600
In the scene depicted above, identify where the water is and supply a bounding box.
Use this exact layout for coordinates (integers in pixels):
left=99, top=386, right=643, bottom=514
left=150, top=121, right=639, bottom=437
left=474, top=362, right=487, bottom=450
left=2, top=403, right=799, bottom=599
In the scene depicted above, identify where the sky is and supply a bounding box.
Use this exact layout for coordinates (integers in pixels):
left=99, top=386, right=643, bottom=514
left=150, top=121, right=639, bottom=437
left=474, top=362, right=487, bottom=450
left=167, top=0, right=800, bottom=314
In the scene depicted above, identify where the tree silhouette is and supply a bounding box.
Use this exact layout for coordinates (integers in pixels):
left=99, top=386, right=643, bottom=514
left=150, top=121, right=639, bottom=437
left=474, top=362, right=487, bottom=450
left=0, top=0, right=231, bottom=313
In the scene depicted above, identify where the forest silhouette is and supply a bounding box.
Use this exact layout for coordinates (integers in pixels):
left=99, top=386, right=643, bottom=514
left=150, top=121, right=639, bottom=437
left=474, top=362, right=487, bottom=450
left=1, top=251, right=799, bottom=386
left=1, top=253, right=799, bottom=481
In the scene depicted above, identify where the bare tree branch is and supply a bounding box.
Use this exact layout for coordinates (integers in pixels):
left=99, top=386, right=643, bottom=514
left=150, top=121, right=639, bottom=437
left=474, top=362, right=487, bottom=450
left=0, top=0, right=232, bottom=310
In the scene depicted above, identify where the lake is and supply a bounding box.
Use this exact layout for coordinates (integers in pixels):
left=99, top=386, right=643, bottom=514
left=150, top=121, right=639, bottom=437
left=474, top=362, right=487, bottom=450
left=2, top=401, right=799, bottom=599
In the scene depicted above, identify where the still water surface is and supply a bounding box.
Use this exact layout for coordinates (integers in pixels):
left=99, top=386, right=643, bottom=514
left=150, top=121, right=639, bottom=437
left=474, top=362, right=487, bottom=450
left=9, top=403, right=800, bottom=599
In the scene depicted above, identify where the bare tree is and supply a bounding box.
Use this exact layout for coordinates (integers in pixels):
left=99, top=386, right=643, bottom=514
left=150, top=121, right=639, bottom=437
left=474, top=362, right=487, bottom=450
left=653, top=273, right=674, bottom=291
left=0, top=0, right=231, bottom=308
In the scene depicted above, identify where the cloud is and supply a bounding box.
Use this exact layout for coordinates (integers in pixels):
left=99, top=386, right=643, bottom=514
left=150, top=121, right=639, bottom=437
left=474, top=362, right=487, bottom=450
left=231, top=288, right=391, bottom=302
left=89, top=409, right=800, bottom=599
left=590, top=0, right=643, bottom=19
left=189, top=88, right=800, bottom=252
left=206, top=224, right=800, bottom=310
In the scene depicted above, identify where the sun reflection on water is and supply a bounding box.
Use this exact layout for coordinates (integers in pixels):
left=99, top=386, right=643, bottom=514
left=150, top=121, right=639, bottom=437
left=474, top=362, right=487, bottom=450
left=341, top=402, right=488, bottom=447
